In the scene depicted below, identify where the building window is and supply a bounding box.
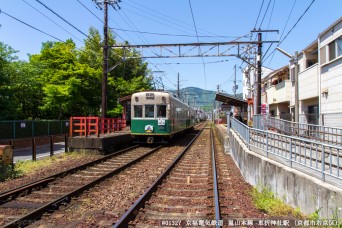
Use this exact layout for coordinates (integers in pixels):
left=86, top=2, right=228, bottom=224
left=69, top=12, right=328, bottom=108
left=329, top=41, right=336, bottom=61
left=337, top=37, right=342, bottom=57
left=134, top=105, right=142, bottom=118
left=327, top=36, right=342, bottom=62
left=320, top=46, right=327, bottom=64
left=145, top=105, right=155, bottom=118
left=157, top=105, right=166, bottom=117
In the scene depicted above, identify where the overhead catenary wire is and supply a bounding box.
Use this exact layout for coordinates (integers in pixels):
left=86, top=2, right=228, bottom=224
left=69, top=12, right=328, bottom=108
left=0, top=9, right=64, bottom=42
left=123, top=0, right=228, bottom=42
left=188, top=0, right=207, bottom=90
left=114, top=7, right=178, bottom=89
left=154, top=59, right=230, bottom=65
left=109, top=27, right=243, bottom=39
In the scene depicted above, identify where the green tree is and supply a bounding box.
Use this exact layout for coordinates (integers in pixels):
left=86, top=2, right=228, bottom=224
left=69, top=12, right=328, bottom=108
left=30, top=39, right=100, bottom=119
left=9, top=60, right=44, bottom=119
left=0, top=42, right=19, bottom=119
left=78, top=27, right=152, bottom=117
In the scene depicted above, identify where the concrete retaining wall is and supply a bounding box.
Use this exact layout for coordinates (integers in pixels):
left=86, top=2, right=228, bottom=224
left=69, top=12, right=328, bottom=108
left=215, top=124, right=342, bottom=219
left=68, top=133, right=131, bottom=154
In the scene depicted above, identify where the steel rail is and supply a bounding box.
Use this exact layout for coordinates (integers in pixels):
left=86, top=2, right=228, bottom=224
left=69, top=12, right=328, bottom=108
left=0, top=145, right=139, bottom=203
left=3, top=145, right=162, bottom=228
left=211, top=128, right=221, bottom=226
left=114, top=125, right=206, bottom=228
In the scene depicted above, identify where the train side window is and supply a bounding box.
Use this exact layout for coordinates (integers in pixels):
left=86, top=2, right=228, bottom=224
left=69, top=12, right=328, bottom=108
left=134, top=105, right=143, bottom=118
left=157, top=105, right=166, bottom=118
left=145, top=105, right=155, bottom=118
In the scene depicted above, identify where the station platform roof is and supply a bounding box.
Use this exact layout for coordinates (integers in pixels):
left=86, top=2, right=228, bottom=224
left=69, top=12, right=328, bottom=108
left=215, top=93, right=247, bottom=107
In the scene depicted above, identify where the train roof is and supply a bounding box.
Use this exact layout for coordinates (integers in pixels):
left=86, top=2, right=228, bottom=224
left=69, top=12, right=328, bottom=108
left=132, top=91, right=192, bottom=109
left=133, top=91, right=171, bottom=97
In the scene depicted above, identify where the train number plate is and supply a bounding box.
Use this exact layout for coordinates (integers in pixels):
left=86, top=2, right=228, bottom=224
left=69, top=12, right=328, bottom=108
left=158, top=118, right=165, bottom=125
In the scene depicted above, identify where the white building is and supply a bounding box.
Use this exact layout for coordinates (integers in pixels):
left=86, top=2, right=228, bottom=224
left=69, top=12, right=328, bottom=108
left=289, top=16, right=342, bottom=126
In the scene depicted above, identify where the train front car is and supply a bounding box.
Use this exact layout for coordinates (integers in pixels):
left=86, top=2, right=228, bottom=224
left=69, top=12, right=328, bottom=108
left=130, top=91, right=171, bottom=143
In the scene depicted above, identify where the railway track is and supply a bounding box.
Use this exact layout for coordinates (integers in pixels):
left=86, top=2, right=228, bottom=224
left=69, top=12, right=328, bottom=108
left=0, top=145, right=162, bottom=227
left=114, top=126, right=220, bottom=227
left=213, top=129, right=268, bottom=226
left=9, top=124, right=207, bottom=227
left=0, top=122, right=285, bottom=227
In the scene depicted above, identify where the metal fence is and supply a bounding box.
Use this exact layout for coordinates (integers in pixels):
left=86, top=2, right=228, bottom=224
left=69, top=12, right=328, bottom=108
left=299, top=113, right=342, bottom=127
left=0, top=120, right=69, bottom=140
left=229, top=115, right=342, bottom=183
left=255, top=116, right=342, bottom=146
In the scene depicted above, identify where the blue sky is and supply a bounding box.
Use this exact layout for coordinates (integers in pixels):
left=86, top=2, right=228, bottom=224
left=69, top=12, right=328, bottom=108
left=1, top=0, right=341, bottom=95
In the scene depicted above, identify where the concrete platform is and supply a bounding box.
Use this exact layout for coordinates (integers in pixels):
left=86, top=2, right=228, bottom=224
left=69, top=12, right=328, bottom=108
left=68, top=132, right=131, bottom=154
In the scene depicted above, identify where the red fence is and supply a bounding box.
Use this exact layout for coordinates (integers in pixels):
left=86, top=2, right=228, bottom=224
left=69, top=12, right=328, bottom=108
left=69, top=117, right=126, bottom=137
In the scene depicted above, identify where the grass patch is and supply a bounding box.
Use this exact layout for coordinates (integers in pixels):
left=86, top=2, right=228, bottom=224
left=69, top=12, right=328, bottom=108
left=251, top=185, right=304, bottom=219
left=1, top=152, right=96, bottom=181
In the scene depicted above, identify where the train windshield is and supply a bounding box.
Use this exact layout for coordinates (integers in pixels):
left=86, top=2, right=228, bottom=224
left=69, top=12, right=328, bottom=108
left=145, top=105, right=155, bottom=118
left=157, top=105, right=166, bottom=118
left=134, top=105, right=143, bottom=118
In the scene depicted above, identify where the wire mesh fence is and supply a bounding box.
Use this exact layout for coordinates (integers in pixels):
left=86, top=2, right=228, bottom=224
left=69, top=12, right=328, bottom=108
left=0, top=120, right=69, bottom=140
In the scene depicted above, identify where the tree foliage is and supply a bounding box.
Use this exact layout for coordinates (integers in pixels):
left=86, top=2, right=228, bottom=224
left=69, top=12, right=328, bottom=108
left=0, top=27, right=153, bottom=120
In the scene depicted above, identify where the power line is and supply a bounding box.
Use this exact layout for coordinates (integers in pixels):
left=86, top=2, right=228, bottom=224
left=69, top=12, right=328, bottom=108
left=124, top=0, right=227, bottom=42
left=265, top=0, right=314, bottom=65
left=76, top=0, right=103, bottom=23
left=0, top=9, right=64, bottom=42
left=278, top=0, right=297, bottom=43
left=264, top=0, right=297, bottom=64
left=188, top=0, right=207, bottom=90
left=35, top=0, right=88, bottom=37
left=78, top=0, right=127, bottom=48
left=279, top=0, right=316, bottom=45
left=22, top=0, right=82, bottom=43
left=254, top=0, right=265, bottom=29
left=258, top=0, right=272, bottom=29
left=115, top=6, right=178, bottom=88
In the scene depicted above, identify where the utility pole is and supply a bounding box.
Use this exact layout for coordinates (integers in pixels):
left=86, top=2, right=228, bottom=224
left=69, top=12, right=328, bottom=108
left=233, top=64, right=237, bottom=97
left=93, top=0, right=121, bottom=118
left=177, top=73, right=180, bottom=98
left=250, top=29, right=278, bottom=115
left=256, top=32, right=262, bottom=115
left=102, top=1, right=108, bottom=118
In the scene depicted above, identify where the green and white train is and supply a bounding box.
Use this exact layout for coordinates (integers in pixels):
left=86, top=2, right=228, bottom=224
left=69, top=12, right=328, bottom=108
left=130, top=91, right=196, bottom=143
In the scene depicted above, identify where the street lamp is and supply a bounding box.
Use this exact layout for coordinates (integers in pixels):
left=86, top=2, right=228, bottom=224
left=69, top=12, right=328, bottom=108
left=276, top=47, right=299, bottom=122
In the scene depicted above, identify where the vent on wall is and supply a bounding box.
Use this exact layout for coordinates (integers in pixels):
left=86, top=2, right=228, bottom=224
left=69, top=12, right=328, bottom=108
left=321, top=88, right=328, bottom=94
